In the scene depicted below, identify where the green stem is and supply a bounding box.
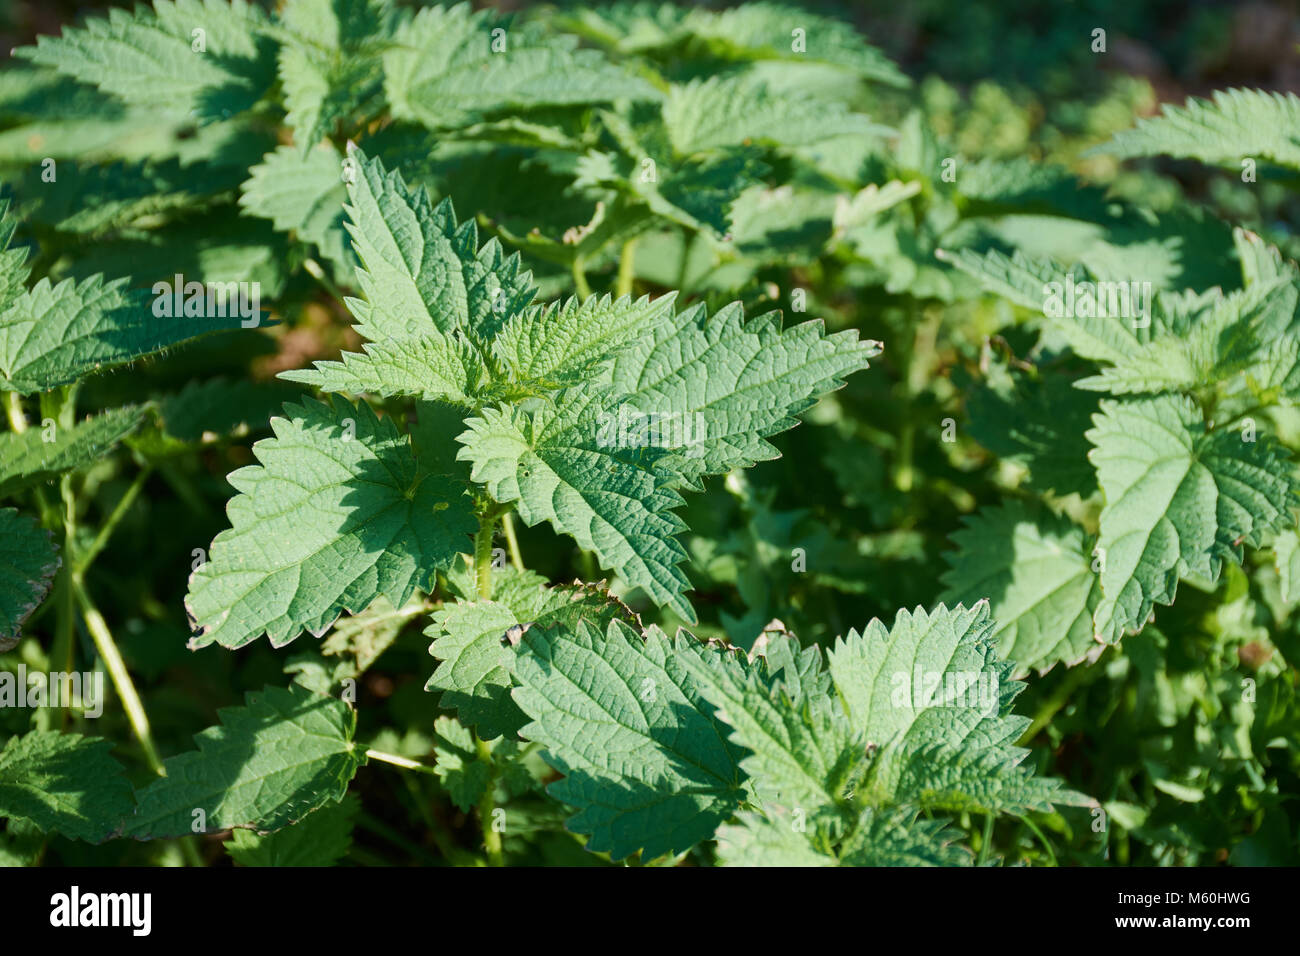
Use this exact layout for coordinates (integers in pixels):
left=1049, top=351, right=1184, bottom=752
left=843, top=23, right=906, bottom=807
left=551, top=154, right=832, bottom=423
left=178, top=837, right=203, bottom=867
left=475, top=736, right=504, bottom=867
left=75, top=466, right=152, bottom=575
left=395, top=774, right=474, bottom=865
left=577, top=547, right=597, bottom=585
left=72, top=576, right=164, bottom=775
left=474, top=505, right=504, bottom=600
left=615, top=238, right=638, bottom=298
left=75, top=574, right=205, bottom=867
left=500, top=511, right=525, bottom=571
left=43, top=382, right=79, bottom=432
left=302, top=257, right=346, bottom=302
left=365, top=749, right=439, bottom=776
left=2, top=390, right=26, bottom=432
left=892, top=309, right=940, bottom=494
left=74, top=580, right=200, bottom=871
left=49, top=476, right=78, bottom=726
left=676, top=230, right=696, bottom=293
left=1016, top=814, right=1058, bottom=867
left=47, top=381, right=82, bottom=724
left=976, top=813, right=995, bottom=866
left=5, top=393, right=55, bottom=523
left=893, top=424, right=914, bottom=493
left=571, top=254, right=592, bottom=300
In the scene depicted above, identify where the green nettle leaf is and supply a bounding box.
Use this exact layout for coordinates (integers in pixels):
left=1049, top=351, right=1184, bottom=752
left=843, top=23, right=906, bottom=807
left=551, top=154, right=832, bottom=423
left=431, top=716, right=494, bottom=811
left=426, top=569, right=635, bottom=739
left=568, top=3, right=907, bottom=88
left=154, top=377, right=302, bottom=445
left=939, top=247, right=1148, bottom=367
left=1075, top=281, right=1300, bottom=397
left=239, top=143, right=353, bottom=277
left=276, top=0, right=391, bottom=150
left=940, top=501, right=1104, bottom=676
left=508, top=618, right=749, bottom=862
left=510, top=605, right=1084, bottom=864
left=732, top=183, right=839, bottom=264
left=716, top=806, right=969, bottom=867
left=456, top=388, right=695, bottom=620
left=825, top=604, right=1085, bottom=814
left=320, top=595, right=422, bottom=669
left=494, top=292, right=678, bottom=391
left=186, top=396, right=474, bottom=650
left=0, top=508, right=60, bottom=651
left=0, top=200, right=32, bottom=312
left=0, top=732, right=134, bottom=842
left=965, top=372, right=1099, bottom=498
left=1234, top=226, right=1299, bottom=289
left=226, top=793, right=360, bottom=867
left=662, top=75, right=889, bottom=156
left=955, top=157, right=1114, bottom=221
left=714, top=807, right=838, bottom=867
left=683, top=642, right=865, bottom=811
left=0, top=406, right=146, bottom=498
left=937, top=246, right=1062, bottom=313
left=18, top=157, right=239, bottom=238
left=297, top=148, right=877, bottom=623
left=129, top=684, right=364, bottom=838
left=554, top=3, right=688, bottom=55
left=1096, top=88, right=1300, bottom=170
left=599, top=301, right=881, bottom=486
left=426, top=596, right=531, bottom=741
left=0, top=275, right=247, bottom=393
left=834, top=809, right=971, bottom=866
left=383, top=4, right=661, bottom=132
left=581, top=108, right=766, bottom=237
left=281, top=332, right=490, bottom=406
left=948, top=246, right=1300, bottom=401
left=342, top=143, right=537, bottom=344
left=833, top=180, right=923, bottom=236
left=1088, top=394, right=1300, bottom=643
left=67, top=209, right=288, bottom=297
left=1275, top=530, right=1300, bottom=606
left=287, top=594, right=422, bottom=695
left=430, top=716, right=533, bottom=813
left=758, top=631, right=837, bottom=700
left=278, top=0, right=389, bottom=52
left=680, top=3, right=909, bottom=86
left=16, top=0, right=277, bottom=122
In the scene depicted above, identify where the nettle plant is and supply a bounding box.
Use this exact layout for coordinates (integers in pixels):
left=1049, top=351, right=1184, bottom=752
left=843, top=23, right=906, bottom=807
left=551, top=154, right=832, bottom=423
left=8, top=0, right=1295, bottom=868
left=938, top=93, right=1300, bottom=652
left=920, top=89, right=1300, bottom=863
left=0, top=0, right=1091, bottom=867
left=941, top=225, right=1300, bottom=674
left=175, top=148, right=1086, bottom=864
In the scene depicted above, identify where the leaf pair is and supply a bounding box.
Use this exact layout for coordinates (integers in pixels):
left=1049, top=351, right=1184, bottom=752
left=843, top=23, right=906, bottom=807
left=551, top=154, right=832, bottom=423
left=189, top=147, right=878, bottom=643
left=500, top=602, right=1086, bottom=863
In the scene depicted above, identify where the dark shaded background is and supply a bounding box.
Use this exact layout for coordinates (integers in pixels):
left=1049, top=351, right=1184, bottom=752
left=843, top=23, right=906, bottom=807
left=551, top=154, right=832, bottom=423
left=5, top=0, right=1298, bottom=97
